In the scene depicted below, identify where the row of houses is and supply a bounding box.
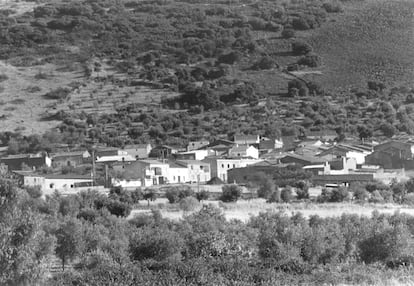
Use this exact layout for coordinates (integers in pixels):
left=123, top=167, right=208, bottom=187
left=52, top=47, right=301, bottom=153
left=2, top=133, right=414, bottom=195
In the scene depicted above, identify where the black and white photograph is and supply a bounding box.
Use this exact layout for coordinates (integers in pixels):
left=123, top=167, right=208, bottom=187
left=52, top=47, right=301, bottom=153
left=1, top=0, right=414, bottom=284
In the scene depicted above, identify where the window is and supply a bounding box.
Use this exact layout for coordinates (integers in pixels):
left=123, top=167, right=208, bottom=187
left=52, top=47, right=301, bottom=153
left=173, top=176, right=176, bottom=181
left=70, top=184, right=74, bottom=188
left=233, top=164, right=236, bottom=168
left=191, top=165, right=193, bottom=170
left=221, top=164, right=224, bottom=168
left=49, top=183, right=54, bottom=189
left=227, top=164, right=230, bottom=168
left=200, top=166, right=203, bottom=170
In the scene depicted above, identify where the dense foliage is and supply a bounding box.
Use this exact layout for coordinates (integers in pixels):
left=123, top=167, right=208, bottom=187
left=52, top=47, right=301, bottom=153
left=1, top=178, right=414, bottom=285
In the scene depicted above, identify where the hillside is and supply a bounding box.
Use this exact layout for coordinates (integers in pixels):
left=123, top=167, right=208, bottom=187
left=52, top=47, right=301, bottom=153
left=0, top=0, right=414, bottom=149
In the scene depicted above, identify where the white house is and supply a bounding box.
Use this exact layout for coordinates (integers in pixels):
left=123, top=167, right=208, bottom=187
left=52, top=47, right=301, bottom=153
left=112, top=160, right=169, bottom=187
left=318, top=144, right=372, bottom=165
left=167, top=162, right=189, bottom=184
left=123, top=144, right=152, bottom=159
left=18, top=172, right=96, bottom=196
left=228, top=145, right=259, bottom=159
left=174, top=149, right=210, bottom=160
left=176, top=160, right=211, bottom=183
left=203, top=157, right=263, bottom=182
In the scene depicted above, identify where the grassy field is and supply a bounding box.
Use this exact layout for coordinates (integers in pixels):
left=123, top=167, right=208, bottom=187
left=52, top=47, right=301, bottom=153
left=130, top=198, right=414, bottom=222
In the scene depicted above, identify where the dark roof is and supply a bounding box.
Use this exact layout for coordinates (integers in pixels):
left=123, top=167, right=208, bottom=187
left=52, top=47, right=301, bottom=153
left=206, top=177, right=224, bottom=185
left=124, top=144, right=151, bottom=149
left=52, top=151, right=89, bottom=158
left=313, top=174, right=374, bottom=182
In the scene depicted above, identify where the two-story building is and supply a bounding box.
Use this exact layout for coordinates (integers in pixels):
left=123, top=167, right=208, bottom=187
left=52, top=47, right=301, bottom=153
left=51, top=151, right=91, bottom=168
left=0, top=153, right=52, bottom=171
left=365, top=140, right=414, bottom=169
left=15, top=172, right=95, bottom=196
left=112, top=160, right=169, bottom=187
left=228, top=145, right=259, bottom=159
left=176, top=160, right=211, bottom=183
left=203, top=157, right=263, bottom=182
left=123, top=144, right=152, bottom=159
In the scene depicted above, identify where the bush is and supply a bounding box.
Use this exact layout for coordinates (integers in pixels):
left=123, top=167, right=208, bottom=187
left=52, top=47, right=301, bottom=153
left=322, top=2, right=344, bottom=13
left=267, top=189, right=281, bottom=203
left=291, top=41, right=313, bottom=55
left=252, top=56, right=277, bottom=70
left=281, top=28, right=295, bottom=39
left=353, top=188, right=369, bottom=202
left=294, top=181, right=309, bottom=200
left=297, top=54, right=321, bottom=67
left=0, top=74, right=8, bottom=82
left=220, top=185, right=242, bottom=202
left=179, top=196, right=200, bottom=213
left=403, top=193, right=414, bottom=206
left=369, top=190, right=384, bottom=203
left=165, top=188, right=180, bottom=203
left=330, top=187, right=350, bottom=202
left=195, top=190, right=209, bottom=202
left=129, top=227, right=184, bottom=261
left=24, top=186, right=42, bottom=199
left=43, top=87, right=71, bottom=100
left=257, top=177, right=276, bottom=199
left=318, top=187, right=349, bottom=203
left=281, top=187, right=293, bottom=203
left=217, top=51, right=242, bottom=65
left=359, top=225, right=411, bottom=264
left=106, top=200, right=132, bottom=217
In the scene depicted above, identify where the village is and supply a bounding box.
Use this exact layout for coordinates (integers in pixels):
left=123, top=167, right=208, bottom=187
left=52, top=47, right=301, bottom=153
left=1, top=130, right=413, bottom=199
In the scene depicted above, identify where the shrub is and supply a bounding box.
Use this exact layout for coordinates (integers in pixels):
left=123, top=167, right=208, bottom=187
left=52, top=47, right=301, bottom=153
left=281, top=187, right=293, bottom=203
left=179, top=196, right=200, bottom=213
left=267, top=189, right=281, bottom=203
left=403, top=193, right=414, bottom=206
left=318, top=187, right=349, bottom=203
left=295, top=181, right=309, bottom=200
left=129, top=227, right=184, bottom=261
left=195, top=190, right=209, bottom=202
left=178, top=186, right=194, bottom=200
left=281, top=28, right=295, bottom=39
left=24, top=186, right=42, bottom=199
left=217, top=51, right=242, bottom=65
left=77, top=208, right=98, bottom=222
left=353, top=188, right=369, bottom=201
left=220, top=185, right=242, bottom=202
left=291, top=41, right=313, bottom=55
left=322, top=2, right=344, bottom=13
left=0, top=74, right=8, bottom=82
left=359, top=225, right=411, bottom=264
left=367, top=81, right=386, bottom=92
left=252, top=56, right=277, bottom=70
left=330, top=187, right=350, bottom=202
left=369, top=190, right=384, bottom=203
left=379, top=189, right=394, bottom=203
left=131, top=188, right=143, bottom=204
left=257, top=177, right=276, bottom=199
left=43, top=87, right=71, bottom=100
left=297, top=54, right=321, bottom=67
left=165, top=188, right=180, bottom=204
left=106, top=200, right=131, bottom=217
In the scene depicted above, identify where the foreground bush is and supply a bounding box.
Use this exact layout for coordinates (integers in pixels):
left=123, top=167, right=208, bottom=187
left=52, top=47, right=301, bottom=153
left=220, top=185, right=242, bottom=202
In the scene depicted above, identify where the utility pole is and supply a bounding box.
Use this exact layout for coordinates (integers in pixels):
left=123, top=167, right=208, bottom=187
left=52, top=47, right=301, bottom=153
left=91, top=149, right=96, bottom=186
